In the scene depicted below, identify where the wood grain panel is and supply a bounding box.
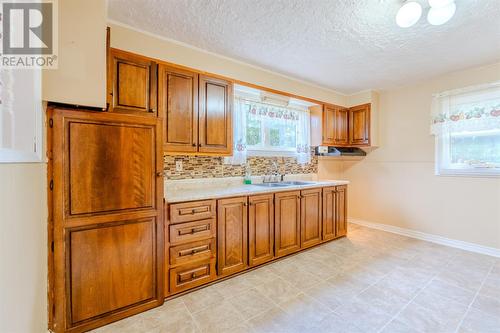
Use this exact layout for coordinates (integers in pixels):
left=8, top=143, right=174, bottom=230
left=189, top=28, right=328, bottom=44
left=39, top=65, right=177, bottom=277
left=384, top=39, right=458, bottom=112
left=108, top=49, right=157, bottom=115
left=336, top=186, right=348, bottom=237
left=49, top=108, right=164, bottom=333
left=169, top=259, right=216, bottom=294
left=334, top=107, right=349, bottom=145
left=300, top=188, right=322, bottom=248
left=158, top=65, right=198, bottom=152
left=349, top=103, right=370, bottom=146
left=68, top=121, right=154, bottom=216
left=198, top=75, right=233, bottom=155
left=169, top=219, right=216, bottom=245
left=322, top=187, right=337, bottom=241
left=217, top=197, right=248, bottom=276
left=169, top=238, right=216, bottom=267
left=248, top=194, right=274, bottom=267
left=322, top=104, right=336, bottom=145
left=69, top=220, right=155, bottom=323
left=274, top=191, right=301, bottom=258
left=169, top=200, right=216, bottom=224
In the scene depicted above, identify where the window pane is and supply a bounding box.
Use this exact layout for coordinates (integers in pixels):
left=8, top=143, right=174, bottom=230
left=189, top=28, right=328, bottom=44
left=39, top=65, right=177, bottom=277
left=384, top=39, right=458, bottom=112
left=450, top=130, right=500, bottom=166
left=265, top=118, right=296, bottom=148
left=246, top=114, right=261, bottom=146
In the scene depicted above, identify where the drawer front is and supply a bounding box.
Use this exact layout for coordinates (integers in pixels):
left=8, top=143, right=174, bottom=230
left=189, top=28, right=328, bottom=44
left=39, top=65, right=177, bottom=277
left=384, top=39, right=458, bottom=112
left=170, top=200, right=216, bottom=224
left=169, top=259, right=216, bottom=293
left=169, top=218, right=216, bottom=245
left=170, top=238, right=215, bottom=266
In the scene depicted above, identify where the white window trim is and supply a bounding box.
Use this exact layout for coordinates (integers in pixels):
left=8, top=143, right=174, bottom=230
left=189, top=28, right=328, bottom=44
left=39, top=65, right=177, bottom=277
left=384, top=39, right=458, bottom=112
left=435, top=134, right=500, bottom=178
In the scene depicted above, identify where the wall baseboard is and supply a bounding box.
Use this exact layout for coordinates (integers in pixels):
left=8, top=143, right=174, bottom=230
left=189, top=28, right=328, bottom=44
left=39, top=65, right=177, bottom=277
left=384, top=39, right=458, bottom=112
left=348, top=218, right=500, bottom=258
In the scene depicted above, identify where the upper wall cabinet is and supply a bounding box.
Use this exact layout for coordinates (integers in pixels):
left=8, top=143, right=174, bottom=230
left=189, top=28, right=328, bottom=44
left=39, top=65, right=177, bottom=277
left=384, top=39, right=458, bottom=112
left=158, top=65, right=199, bottom=153
left=198, top=75, right=233, bottom=155
left=108, top=49, right=158, bottom=116
left=349, top=103, right=370, bottom=146
left=159, top=67, right=233, bottom=155
left=322, top=103, right=371, bottom=147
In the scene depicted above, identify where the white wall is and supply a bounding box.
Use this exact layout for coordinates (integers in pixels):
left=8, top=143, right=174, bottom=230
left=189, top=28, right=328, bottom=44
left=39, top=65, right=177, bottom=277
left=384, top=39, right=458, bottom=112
left=0, top=164, right=47, bottom=333
left=319, top=62, right=500, bottom=250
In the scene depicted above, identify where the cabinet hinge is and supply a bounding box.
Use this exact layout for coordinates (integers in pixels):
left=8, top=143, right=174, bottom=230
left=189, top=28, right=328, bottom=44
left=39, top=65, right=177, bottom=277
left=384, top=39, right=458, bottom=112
left=51, top=241, right=54, bottom=252
left=49, top=180, right=54, bottom=191
left=49, top=118, right=53, bottom=128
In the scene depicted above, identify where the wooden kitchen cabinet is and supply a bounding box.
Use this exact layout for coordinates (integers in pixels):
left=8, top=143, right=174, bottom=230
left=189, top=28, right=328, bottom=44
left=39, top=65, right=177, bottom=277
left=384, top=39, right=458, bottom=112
left=334, top=107, right=350, bottom=145
left=108, top=49, right=157, bottom=115
left=336, top=185, right=348, bottom=237
left=300, top=188, right=322, bottom=248
left=349, top=103, right=370, bottom=146
left=248, top=194, right=274, bottom=267
left=217, top=197, right=248, bottom=276
left=198, top=75, right=233, bottom=154
left=158, top=65, right=199, bottom=152
left=322, top=187, right=337, bottom=241
left=48, top=108, right=164, bottom=332
left=274, top=191, right=301, bottom=258
left=322, top=103, right=370, bottom=147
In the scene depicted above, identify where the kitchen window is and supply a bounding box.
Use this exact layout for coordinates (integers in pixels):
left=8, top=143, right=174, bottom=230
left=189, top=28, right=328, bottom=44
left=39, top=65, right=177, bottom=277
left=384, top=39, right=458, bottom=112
left=431, top=82, right=500, bottom=177
left=224, top=93, right=311, bottom=165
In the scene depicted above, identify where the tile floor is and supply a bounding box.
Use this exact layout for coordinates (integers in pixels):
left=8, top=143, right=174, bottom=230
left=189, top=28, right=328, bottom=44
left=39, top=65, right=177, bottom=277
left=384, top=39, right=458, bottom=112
left=93, top=224, right=500, bottom=333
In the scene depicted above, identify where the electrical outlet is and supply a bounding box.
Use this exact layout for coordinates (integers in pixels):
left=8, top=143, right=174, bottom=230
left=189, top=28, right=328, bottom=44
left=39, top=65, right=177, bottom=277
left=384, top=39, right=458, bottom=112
left=175, top=160, right=183, bottom=172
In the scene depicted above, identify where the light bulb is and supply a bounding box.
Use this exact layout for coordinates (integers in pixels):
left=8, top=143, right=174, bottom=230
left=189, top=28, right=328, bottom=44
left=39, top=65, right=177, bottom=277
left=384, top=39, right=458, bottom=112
left=396, top=2, right=423, bottom=28
left=428, top=0, right=455, bottom=8
left=427, top=2, right=456, bottom=25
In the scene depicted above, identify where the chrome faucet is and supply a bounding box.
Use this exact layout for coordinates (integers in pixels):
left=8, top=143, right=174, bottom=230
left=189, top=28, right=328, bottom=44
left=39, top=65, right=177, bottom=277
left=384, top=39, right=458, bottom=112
left=263, top=160, right=285, bottom=183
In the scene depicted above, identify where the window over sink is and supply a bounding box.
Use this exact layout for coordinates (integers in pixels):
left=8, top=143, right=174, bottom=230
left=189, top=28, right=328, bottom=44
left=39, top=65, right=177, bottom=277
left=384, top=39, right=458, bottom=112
left=224, top=85, right=315, bottom=165
left=431, top=82, right=500, bottom=177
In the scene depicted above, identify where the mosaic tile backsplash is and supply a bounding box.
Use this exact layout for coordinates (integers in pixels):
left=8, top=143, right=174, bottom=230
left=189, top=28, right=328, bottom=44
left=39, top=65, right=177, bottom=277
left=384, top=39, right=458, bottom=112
left=164, top=149, right=317, bottom=180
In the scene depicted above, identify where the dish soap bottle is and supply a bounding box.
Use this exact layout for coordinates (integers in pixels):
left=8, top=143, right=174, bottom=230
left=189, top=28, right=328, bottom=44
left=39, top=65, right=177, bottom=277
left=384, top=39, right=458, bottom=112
left=244, top=164, right=252, bottom=185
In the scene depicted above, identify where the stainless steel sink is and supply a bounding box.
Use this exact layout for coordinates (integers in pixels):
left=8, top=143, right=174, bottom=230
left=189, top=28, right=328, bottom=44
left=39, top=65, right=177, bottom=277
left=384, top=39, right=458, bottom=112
left=280, top=181, right=316, bottom=186
left=253, top=183, right=291, bottom=187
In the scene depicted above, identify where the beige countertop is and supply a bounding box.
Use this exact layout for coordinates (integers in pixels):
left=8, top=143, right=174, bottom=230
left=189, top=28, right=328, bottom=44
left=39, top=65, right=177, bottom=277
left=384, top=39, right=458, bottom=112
left=164, top=175, right=349, bottom=203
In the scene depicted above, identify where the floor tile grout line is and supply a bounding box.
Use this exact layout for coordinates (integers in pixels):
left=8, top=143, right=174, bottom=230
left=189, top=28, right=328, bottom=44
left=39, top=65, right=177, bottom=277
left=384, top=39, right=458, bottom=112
left=452, top=263, right=495, bottom=333
left=375, top=275, right=438, bottom=333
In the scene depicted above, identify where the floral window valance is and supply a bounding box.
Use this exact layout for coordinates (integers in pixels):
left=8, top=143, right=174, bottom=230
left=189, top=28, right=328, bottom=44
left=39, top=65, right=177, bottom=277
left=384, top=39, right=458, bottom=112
left=431, top=82, right=500, bottom=135
left=247, top=103, right=300, bottom=121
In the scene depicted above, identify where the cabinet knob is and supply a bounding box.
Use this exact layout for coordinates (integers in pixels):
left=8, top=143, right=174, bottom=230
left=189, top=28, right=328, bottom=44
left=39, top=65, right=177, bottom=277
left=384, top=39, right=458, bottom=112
left=191, top=273, right=197, bottom=279
left=156, top=172, right=163, bottom=177
left=192, top=143, right=196, bottom=147
left=149, top=108, right=156, bottom=113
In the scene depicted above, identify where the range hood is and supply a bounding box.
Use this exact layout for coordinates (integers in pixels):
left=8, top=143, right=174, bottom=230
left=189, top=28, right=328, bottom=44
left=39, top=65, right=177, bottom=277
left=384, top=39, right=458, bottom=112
left=315, top=146, right=367, bottom=157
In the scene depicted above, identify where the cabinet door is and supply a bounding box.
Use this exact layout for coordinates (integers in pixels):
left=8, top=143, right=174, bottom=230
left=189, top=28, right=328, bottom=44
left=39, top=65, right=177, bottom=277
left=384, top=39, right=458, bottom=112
left=349, top=103, right=370, bottom=146
left=217, top=197, right=248, bottom=276
left=108, top=49, right=157, bottom=115
left=248, top=194, right=274, bottom=267
left=158, top=65, right=199, bottom=152
left=336, top=186, right=348, bottom=237
left=198, top=75, right=233, bottom=155
left=322, top=104, right=336, bottom=145
left=300, top=188, right=322, bottom=248
left=334, top=107, right=349, bottom=145
left=49, top=108, right=164, bottom=332
left=322, top=187, right=337, bottom=241
left=275, top=191, right=301, bottom=258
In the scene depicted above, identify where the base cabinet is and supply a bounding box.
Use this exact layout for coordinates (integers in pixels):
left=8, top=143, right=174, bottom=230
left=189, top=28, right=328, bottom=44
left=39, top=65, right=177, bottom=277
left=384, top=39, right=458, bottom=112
left=217, top=197, right=248, bottom=276
left=336, top=186, right=348, bottom=237
left=322, top=187, right=338, bottom=240
left=274, top=191, right=301, bottom=258
left=300, top=188, right=322, bottom=248
left=248, top=194, right=274, bottom=267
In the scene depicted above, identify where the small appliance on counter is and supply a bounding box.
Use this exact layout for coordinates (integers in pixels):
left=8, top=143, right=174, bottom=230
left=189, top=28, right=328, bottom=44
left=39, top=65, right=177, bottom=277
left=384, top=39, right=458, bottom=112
left=314, top=146, right=366, bottom=157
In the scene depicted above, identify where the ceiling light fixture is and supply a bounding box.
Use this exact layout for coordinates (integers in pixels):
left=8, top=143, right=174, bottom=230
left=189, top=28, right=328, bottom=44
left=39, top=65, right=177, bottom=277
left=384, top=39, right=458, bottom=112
left=427, top=1, right=456, bottom=25
left=396, top=1, right=423, bottom=28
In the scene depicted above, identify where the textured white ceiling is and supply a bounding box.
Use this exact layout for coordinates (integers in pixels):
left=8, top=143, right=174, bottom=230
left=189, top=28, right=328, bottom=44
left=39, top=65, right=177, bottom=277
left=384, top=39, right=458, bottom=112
left=108, top=0, right=500, bottom=94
